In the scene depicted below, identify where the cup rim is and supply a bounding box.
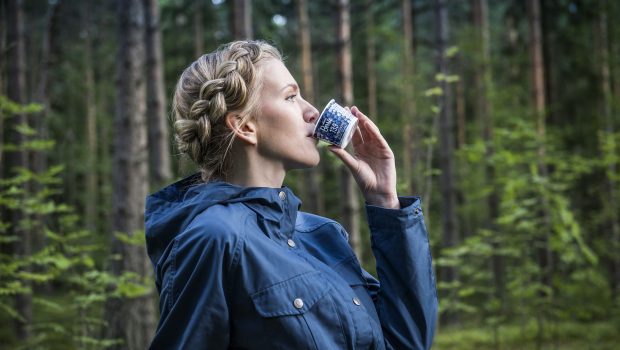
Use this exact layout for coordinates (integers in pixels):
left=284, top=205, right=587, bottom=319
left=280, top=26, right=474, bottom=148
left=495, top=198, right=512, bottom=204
left=339, top=118, right=358, bottom=148
left=312, top=99, right=336, bottom=136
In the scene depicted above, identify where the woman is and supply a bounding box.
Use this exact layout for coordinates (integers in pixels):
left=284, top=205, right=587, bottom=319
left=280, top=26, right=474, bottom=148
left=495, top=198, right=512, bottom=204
left=145, top=40, right=437, bottom=349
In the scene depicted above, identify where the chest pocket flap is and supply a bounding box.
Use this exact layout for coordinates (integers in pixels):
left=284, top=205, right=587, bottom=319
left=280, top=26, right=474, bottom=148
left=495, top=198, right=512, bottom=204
left=332, top=255, right=367, bottom=287
left=250, top=270, right=331, bottom=317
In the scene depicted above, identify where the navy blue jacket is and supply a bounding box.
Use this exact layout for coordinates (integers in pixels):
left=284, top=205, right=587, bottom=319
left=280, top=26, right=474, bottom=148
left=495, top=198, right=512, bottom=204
left=145, top=174, right=437, bottom=349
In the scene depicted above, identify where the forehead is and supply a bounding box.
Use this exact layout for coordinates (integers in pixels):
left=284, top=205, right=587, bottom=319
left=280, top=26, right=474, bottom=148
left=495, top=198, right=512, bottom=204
left=260, top=59, right=295, bottom=91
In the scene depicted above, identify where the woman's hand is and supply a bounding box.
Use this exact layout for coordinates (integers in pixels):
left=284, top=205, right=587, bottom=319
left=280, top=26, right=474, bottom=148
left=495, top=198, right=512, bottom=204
left=328, top=106, right=400, bottom=209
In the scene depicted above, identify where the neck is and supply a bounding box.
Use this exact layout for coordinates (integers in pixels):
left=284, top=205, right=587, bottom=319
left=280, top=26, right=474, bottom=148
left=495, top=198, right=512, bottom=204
left=226, top=147, right=286, bottom=188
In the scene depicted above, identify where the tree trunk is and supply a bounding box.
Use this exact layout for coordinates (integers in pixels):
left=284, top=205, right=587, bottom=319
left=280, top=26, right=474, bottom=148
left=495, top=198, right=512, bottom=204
left=455, top=72, right=465, bottom=149
left=598, top=0, right=620, bottom=298
left=402, top=0, right=418, bottom=194
left=527, top=1, right=552, bottom=341
left=434, top=0, right=459, bottom=326
left=473, top=0, right=505, bottom=313
left=526, top=0, right=552, bottom=286
left=0, top=0, right=5, bottom=176
left=231, top=0, right=252, bottom=40
left=297, top=0, right=324, bottom=215
left=194, top=1, right=204, bottom=58
left=33, top=0, right=59, bottom=177
left=365, top=0, right=377, bottom=120
left=7, top=0, right=32, bottom=340
left=527, top=0, right=546, bottom=152
left=82, top=1, right=98, bottom=231
left=105, top=1, right=156, bottom=348
left=336, top=0, right=361, bottom=260
left=144, top=0, right=172, bottom=187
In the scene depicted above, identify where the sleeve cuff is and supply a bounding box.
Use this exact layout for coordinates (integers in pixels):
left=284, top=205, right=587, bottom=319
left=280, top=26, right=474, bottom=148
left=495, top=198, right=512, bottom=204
left=365, top=196, right=423, bottom=233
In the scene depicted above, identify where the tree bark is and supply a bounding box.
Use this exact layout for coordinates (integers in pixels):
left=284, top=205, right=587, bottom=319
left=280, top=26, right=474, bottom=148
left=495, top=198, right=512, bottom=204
left=33, top=0, right=60, bottom=177
left=82, top=1, right=98, bottom=231
left=7, top=0, right=32, bottom=340
left=0, top=0, right=5, bottom=176
left=194, top=1, right=204, bottom=58
left=365, top=0, right=377, bottom=120
left=231, top=0, right=252, bottom=40
left=402, top=0, right=418, bottom=194
left=455, top=71, right=465, bottom=149
left=144, top=0, right=172, bottom=187
left=105, top=1, right=156, bottom=348
left=473, top=0, right=505, bottom=312
left=527, top=0, right=546, bottom=140
left=434, top=0, right=459, bottom=325
left=598, top=0, right=620, bottom=298
left=297, top=0, right=324, bottom=215
left=526, top=0, right=552, bottom=290
left=527, top=3, right=553, bottom=342
left=336, top=0, right=361, bottom=260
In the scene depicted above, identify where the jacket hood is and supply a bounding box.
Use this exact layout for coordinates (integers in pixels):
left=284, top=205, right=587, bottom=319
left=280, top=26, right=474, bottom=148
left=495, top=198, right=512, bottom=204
left=144, top=173, right=301, bottom=267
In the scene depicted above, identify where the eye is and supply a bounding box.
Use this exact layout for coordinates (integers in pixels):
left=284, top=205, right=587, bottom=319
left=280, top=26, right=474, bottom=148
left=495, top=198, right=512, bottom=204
left=286, top=94, right=297, bottom=102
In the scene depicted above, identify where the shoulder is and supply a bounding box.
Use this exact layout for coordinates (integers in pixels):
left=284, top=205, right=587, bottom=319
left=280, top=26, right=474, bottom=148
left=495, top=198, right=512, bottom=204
left=296, top=211, right=349, bottom=242
left=176, top=203, right=252, bottom=255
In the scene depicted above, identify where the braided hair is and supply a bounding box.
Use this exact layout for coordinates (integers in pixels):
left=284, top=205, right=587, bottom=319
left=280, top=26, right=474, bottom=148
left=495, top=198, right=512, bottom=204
left=172, top=40, right=282, bottom=182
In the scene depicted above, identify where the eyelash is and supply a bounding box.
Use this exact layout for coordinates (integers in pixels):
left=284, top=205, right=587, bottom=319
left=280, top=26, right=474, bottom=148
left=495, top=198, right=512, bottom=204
left=286, top=94, right=297, bottom=101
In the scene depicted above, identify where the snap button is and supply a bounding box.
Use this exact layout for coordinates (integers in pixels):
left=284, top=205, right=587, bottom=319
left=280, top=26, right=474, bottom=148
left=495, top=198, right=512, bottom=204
left=279, top=191, right=286, bottom=200
left=353, top=297, right=361, bottom=306
left=293, top=298, right=304, bottom=309
left=287, top=239, right=296, bottom=248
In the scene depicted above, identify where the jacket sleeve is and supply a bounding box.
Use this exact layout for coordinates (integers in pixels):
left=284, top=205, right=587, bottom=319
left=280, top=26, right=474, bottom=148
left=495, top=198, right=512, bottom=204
left=365, top=196, right=438, bottom=350
left=150, top=223, right=240, bottom=350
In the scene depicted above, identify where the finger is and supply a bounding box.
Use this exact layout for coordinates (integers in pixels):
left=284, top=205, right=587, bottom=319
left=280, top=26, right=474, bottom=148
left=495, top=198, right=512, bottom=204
left=351, top=106, right=372, bottom=123
left=351, top=125, right=364, bottom=145
left=353, top=113, right=391, bottom=149
left=358, top=120, right=375, bottom=142
left=351, top=107, right=377, bottom=140
left=352, top=106, right=381, bottom=133
left=328, top=145, right=359, bottom=173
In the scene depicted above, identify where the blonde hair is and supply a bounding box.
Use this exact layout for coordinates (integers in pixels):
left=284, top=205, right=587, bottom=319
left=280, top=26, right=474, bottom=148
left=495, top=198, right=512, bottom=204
left=172, top=40, right=282, bottom=182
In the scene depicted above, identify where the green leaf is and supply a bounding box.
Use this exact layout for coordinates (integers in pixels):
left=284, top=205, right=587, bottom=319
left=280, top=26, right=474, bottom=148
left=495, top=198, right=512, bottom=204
left=33, top=297, right=64, bottom=312
left=115, top=230, right=146, bottom=246
left=0, top=301, right=27, bottom=322
left=424, top=87, right=443, bottom=97
left=446, top=46, right=459, bottom=57
left=14, top=123, right=37, bottom=136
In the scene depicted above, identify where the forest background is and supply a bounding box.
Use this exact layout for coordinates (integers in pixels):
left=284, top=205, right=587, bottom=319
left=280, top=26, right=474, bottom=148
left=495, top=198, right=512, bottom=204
left=1, top=0, right=619, bottom=349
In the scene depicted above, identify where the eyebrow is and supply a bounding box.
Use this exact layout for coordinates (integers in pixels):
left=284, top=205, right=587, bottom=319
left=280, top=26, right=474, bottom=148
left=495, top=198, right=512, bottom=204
left=280, top=83, right=299, bottom=92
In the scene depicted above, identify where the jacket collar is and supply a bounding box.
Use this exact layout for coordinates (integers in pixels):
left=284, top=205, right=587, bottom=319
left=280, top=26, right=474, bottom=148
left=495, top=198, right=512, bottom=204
left=184, top=174, right=302, bottom=240
left=146, top=173, right=302, bottom=266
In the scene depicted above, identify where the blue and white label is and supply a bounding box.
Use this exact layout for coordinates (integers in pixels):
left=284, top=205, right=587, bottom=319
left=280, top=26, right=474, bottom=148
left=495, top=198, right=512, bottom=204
left=312, top=99, right=357, bottom=148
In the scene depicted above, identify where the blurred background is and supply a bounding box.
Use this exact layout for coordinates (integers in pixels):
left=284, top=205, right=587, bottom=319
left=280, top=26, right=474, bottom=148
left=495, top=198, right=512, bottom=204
left=1, top=0, right=619, bottom=349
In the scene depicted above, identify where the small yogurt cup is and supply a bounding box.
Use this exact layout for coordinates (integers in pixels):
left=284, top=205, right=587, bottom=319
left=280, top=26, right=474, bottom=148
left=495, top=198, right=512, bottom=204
left=312, top=99, right=358, bottom=148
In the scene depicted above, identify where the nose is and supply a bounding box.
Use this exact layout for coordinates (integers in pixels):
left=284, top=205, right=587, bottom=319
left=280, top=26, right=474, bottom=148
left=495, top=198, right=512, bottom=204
left=303, top=100, right=319, bottom=124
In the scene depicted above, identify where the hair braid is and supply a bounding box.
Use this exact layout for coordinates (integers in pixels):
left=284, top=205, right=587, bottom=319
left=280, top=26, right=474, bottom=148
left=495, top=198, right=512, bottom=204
left=172, top=40, right=282, bottom=182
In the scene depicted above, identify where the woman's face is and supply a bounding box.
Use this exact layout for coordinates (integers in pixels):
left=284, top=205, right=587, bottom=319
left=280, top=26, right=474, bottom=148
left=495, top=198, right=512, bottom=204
left=254, top=59, right=320, bottom=170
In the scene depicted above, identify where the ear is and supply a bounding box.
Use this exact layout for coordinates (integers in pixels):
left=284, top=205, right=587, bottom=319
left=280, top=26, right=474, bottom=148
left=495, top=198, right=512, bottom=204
left=225, top=113, right=257, bottom=146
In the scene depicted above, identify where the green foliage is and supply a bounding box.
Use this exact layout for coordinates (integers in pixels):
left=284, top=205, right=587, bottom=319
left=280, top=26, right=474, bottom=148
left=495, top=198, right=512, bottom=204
left=0, top=98, right=153, bottom=349
left=435, top=320, right=620, bottom=350
left=0, top=96, right=43, bottom=116
left=5, top=0, right=620, bottom=348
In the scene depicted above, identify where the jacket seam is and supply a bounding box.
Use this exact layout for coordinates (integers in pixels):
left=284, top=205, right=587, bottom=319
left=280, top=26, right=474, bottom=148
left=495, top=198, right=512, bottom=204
left=251, top=270, right=320, bottom=297
left=168, top=238, right=179, bottom=311
left=300, top=313, right=320, bottom=350
left=224, top=212, right=249, bottom=297
left=295, top=218, right=341, bottom=233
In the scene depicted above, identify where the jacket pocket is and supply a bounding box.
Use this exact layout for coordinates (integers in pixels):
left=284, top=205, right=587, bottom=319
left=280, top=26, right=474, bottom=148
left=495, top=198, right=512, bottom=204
left=250, top=270, right=331, bottom=317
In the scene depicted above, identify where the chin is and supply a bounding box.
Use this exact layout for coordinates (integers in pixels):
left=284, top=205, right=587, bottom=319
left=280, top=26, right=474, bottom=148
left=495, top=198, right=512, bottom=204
left=287, top=153, right=321, bottom=170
